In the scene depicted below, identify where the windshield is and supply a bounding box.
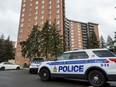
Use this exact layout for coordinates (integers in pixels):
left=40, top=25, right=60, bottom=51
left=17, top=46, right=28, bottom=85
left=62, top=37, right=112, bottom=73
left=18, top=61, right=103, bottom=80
left=57, top=53, right=71, bottom=60
left=93, top=50, right=116, bottom=57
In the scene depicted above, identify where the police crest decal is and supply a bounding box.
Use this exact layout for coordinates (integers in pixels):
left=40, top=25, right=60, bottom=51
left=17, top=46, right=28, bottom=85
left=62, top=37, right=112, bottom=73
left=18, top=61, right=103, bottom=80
left=53, top=66, right=57, bottom=72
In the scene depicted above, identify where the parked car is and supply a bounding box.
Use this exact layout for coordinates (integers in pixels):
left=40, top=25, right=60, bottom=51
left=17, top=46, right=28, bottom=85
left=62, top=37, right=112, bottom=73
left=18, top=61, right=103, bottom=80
left=0, top=62, right=21, bottom=70
left=29, top=58, right=45, bottom=74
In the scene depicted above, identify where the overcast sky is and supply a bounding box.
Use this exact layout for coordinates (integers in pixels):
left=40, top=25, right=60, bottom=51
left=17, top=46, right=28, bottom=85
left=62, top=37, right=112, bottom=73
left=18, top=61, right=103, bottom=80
left=0, top=0, right=116, bottom=42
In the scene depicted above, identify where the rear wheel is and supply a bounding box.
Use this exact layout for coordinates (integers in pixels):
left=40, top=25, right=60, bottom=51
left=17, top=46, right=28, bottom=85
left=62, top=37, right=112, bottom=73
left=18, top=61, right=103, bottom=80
left=16, top=67, right=20, bottom=70
left=1, top=67, right=5, bottom=70
left=39, top=69, right=51, bottom=81
left=88, top=70, right=106, bottom=87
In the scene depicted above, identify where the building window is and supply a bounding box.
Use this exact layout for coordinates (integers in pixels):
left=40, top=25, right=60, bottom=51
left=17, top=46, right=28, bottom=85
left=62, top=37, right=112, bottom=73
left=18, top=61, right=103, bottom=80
left=56, top=4, right=60, bottom=8
left=20, top=23, right=23, bottom=27
left=34, top=21, right=37, bottom=25
left=19, top=29, right=23, bottom=32
left=35, top=6, right=38, bottom=9
left=41, top=21, right=44, bottom=25
left=22, top=4, right=26, bottom=7
left=35, top=1, right=38, bottom=4
left=56, top=20, right=60, bottom=24
left=48, top=5, right=51, bottom=9
left=48, top=10, right=51, bottom=14
left=22, top=8, right=25, bottom=12
left=41, top=5, right=44, bottom=9
left=56, top=15, right=60, bottom=19
left=23, top=0, right=26, bottom=2
left=56, top=0, right=60, bottom=3
left=41, top=15, right=44, bottom=19
left=48, top=0, right=52, bottom=4
left=19, top=34, right=22, bottom=38
left=56, top=9, right=60, bottom=13
left=48, top=15, right=51, bottom=19
left=41, top=10, right=44, bottom=14
left=21, top=18, right=24, bottom=22
left=41, top=0, right=44, bottom=4
left=30, top=3, right=32, bottom=6
left=72, top=45, right=74, bottom=47
left=35, top=11, right=38, bottom=14
left=34, top=16, right=38, bottom=20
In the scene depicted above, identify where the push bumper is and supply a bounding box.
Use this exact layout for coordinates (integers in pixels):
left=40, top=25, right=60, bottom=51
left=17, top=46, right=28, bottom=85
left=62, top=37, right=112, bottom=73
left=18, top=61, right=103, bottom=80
left=107, top=75, right=116, bottom=81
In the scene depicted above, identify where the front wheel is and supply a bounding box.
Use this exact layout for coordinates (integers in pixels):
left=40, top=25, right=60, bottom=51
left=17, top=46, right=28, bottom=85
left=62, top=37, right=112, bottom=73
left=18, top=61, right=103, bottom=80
left=39, top=69, right=51, bottom=81
left=88, top=70, right=106, bottom=87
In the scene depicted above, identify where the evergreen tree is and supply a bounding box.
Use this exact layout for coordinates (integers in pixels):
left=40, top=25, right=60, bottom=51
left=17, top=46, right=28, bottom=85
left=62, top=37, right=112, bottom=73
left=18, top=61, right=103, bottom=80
left=100, top=35, right=106, bottom=48
left=89, top=31, right=99, bottom=48
left=20, top=25, right=41, bottom=60
left=39, top=21, right=51, bottom=58
left=0, top=35, right=14, bottom=61
left=2, top=36, right=14, bottom=61
left=107, top=35, right=113, bottom=46
left=50, top=23, right=63, bottom=57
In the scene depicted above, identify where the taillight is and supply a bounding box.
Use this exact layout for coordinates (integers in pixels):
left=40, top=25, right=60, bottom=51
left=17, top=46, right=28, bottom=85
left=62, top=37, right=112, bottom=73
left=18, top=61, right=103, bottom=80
left=109, top=58, right=116, bottom=63
left=105, top=59, right=110, bottom=63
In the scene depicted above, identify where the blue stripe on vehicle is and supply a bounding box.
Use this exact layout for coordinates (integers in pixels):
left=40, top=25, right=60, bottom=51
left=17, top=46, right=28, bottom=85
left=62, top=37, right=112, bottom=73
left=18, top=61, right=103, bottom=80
left=47, top=59, right=106, bottom=65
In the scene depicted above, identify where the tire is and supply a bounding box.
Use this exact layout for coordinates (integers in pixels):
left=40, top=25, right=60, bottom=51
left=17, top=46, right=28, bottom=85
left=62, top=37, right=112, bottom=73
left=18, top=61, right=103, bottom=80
left=1, top=67, right=5, bottom=70
left=39, top=68, right=51, bottom=81
left=29, top=69, right=33, bottom=74
left=16, top=67, right=20, bottom=70
left=88, top=70, right=106, bottom=87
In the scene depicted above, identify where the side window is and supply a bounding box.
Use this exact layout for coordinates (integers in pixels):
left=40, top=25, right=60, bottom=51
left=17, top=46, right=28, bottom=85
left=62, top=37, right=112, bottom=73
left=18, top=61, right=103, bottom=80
left=70, top=51, right=89, bottom=59
left=57, top=53, right=71, bottom=60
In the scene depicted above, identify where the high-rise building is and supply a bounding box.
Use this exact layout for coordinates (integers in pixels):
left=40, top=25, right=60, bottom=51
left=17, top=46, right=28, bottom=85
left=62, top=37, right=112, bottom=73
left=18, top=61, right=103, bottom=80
left=15, top=0, right=66, bottom=65
left=15, top=0, right=99, bottom=65
left=66, top=19, right=99, bottom=50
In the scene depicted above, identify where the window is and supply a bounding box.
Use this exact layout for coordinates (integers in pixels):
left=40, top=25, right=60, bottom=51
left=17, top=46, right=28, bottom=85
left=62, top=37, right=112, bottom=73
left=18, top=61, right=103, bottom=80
left=19, top=34, right=22, bottom=38
left=70, top=52, right=89, bottom=59
left=22, top=13, right=24, bottom=17
left=35, top=6, right=38, bottom=9
left=57, top=53, right=71, bottom=60
left=56, top=20, right=60, bottom=24
left=56, top=15, right=60, bottom=19
left=21, top=18, right=24, bottom=22
left=56, top=4, right=60, bottom=8
left=22, top=8, right=25, bottom=12
left=41, top=10, right=44, bottom=14
left=35, top=1, right=38, bottom=4
left=35, top=11, right=38, bottom=14
left=48, top=0, right=52, bottom=4
left=48, top=15, right=51, bottom=19
left=41, top=5, right=44, bottom=9
left=93, top=50, right=116, bottom=57
left=41, top=15, right=44, bottom=19
left=22, top=4, right=26, bottom=7
left=30, top=3, right=32, bottom=6
left=48, top=10, right=51, bottom=14
left=56, top=9, right=60, bottom=13
left=23, top=0, right=26, bottom=2
left=19, top=29, right=23, bottom=32
left=20, top=23, right=23, bottom=27
left=48, top=5, right=51, bottom=9
left=56, top=0, right=60, bottom=3
left=34, top=16, right=37, bottom=20
left=41, top=0, right=44, bottom=4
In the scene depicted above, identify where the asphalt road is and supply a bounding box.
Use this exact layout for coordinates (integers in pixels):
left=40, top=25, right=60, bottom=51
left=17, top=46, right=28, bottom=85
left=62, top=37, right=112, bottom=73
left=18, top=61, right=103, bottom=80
left=0, top=70, right=116, bottom=87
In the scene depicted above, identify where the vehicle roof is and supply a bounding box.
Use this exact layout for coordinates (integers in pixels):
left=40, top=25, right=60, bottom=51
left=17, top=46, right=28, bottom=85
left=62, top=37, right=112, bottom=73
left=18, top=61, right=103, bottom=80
left=64, top=48, right=108, bottom=53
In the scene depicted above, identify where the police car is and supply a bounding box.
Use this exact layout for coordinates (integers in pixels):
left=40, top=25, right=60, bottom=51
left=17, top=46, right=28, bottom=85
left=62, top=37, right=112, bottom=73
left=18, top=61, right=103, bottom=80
left=37, top=49, right=116, bottom=87
left=29, top=58, right=45, bottom=74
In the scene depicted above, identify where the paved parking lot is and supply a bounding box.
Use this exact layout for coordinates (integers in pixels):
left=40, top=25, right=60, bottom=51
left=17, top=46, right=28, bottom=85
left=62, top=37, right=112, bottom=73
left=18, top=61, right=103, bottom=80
left=0, top=70, right=116, bottom=87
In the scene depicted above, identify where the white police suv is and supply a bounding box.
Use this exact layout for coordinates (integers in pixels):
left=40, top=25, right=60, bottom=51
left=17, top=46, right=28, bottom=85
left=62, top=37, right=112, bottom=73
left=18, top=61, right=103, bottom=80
left=38, top=49, right=116, bottom=87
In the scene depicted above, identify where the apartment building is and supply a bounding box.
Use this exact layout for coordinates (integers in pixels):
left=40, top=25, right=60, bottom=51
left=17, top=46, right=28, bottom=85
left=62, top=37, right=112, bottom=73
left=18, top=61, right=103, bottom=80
left=67, top=19, right=99, bottom=50
left=15, top=0, right=66, bottom=65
